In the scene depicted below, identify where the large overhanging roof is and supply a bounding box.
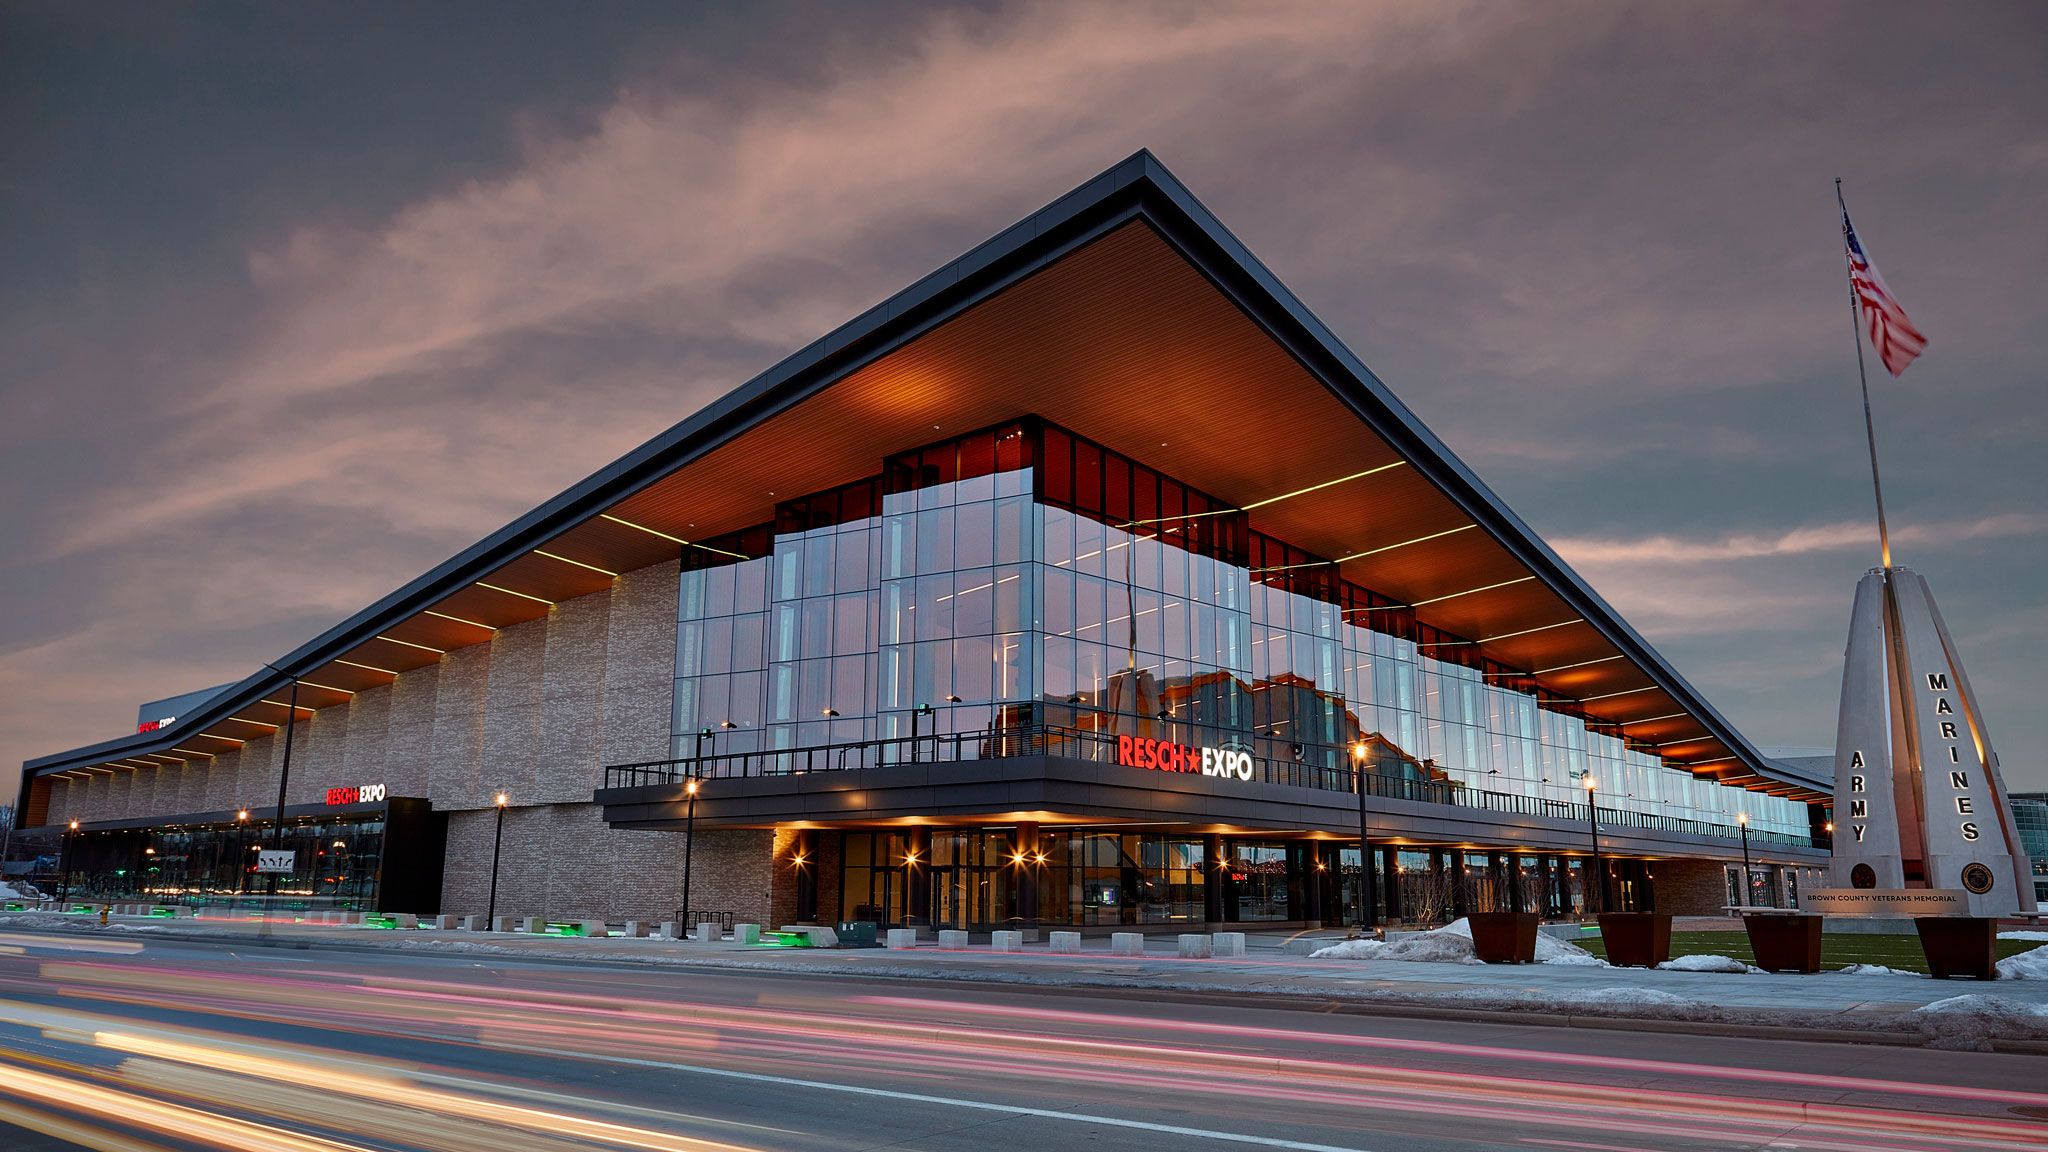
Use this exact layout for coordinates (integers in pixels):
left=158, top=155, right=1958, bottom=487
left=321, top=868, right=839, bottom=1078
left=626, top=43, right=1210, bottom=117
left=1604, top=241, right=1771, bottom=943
left=24, top=151, right=1830, bottom=802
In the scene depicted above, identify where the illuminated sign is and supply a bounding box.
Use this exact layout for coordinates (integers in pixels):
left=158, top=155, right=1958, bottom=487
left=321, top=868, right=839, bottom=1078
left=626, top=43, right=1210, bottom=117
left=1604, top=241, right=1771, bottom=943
left=136, top=715, right=176, bottom=733
left=324, top=783, right=388, bottom=806
left=255, top=850, right=296, bottom=874
left=1116, top=735, right=1253, bottom=782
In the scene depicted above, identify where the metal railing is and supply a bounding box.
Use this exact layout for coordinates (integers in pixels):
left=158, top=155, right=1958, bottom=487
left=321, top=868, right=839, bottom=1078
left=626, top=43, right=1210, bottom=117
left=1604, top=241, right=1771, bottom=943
left=603, top=723, right=1818, bottom=849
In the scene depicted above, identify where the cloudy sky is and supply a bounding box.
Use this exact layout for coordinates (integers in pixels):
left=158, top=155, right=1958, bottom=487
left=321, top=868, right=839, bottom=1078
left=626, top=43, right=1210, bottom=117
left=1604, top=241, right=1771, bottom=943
left=4, top=1, right=2045, bottom=806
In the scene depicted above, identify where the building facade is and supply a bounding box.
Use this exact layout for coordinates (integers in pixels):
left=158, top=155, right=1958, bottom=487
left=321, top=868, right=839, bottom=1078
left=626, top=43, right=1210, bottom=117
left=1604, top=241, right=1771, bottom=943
left=19, top=153, right=1830, bottom=929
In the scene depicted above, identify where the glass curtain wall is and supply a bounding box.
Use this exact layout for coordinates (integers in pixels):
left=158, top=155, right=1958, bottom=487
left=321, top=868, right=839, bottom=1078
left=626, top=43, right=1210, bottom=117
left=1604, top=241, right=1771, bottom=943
left=52, top=819, right=385, bottom=910
left=672, top=418, right=1811, bottom=836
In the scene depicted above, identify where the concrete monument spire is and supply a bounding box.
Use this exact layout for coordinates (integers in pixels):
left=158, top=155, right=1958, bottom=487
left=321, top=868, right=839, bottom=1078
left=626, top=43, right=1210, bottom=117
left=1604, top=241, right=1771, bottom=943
left=1831, top=568, right=2036, bottom=915
left=1827, top=183, right=2033, bottom=916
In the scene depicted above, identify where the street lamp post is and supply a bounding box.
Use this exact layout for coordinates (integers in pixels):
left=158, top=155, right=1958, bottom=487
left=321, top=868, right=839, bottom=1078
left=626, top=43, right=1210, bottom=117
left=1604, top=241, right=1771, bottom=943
left=680, top=778, right=700, bottom=931
left=1581, top=776, right=1604, bottom=914
left=1737, top=812, right=1754, bottom=908
left=1350, top=742, right=1378, bottom=932
left=59, top=820, right=79, bottom=906
left=487, top=793, right=508, bottom=927
left=233, top=810, right=249, bottom=908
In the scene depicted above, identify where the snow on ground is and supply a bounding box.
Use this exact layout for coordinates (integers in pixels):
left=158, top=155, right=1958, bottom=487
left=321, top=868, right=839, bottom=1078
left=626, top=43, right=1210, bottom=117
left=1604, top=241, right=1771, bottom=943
left=0, top=883, right=31, bottom=901
left=1833, top=964, right=1921, bottom=977
left=1311, top=918, right=1606, bottom=966
left=1656, top=954, right=1757, bottom=974
left=2000, top=930, right=2048, bottom=941
left=1917, top=994, right=2048, bottom=1016
left=1998, top=944, right=2048, bottom=980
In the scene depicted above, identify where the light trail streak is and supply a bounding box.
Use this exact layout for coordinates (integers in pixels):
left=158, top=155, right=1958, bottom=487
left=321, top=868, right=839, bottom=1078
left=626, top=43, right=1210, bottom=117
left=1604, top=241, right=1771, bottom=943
left=5, top=955, right=2044, bottom=1152
left=0, top=1058, right=375, bottom=1152
left=863, top=995, right=2048, bottom=1109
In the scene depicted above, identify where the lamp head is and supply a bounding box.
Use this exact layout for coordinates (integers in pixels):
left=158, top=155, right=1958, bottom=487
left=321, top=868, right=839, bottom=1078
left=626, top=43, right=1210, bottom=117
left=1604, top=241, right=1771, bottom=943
left=237, top=810, right=248, bottom=821
left=69, top=819, right=79, bottom=830
left=686, top=778, right=700, bottom=796
left=1737, top=812, right=1748, bottom=826
left=496, top=793, right=508, bottom=807
left=1581, top=776, right=1596, bottom=792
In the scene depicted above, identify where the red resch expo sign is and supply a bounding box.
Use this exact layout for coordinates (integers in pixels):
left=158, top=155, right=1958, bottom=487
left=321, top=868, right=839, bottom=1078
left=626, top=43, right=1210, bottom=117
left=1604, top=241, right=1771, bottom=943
left=1116, top=735, right=1253, bottom=782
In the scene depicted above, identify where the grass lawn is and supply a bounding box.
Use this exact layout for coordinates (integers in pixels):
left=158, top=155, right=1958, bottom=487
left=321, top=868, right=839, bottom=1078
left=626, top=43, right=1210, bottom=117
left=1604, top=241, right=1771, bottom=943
left=1572, top=930, right=2043, bottom=974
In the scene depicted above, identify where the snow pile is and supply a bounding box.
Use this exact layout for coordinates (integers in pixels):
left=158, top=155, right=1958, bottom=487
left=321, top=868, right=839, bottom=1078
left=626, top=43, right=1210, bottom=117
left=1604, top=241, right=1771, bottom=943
left=1913, top=993, right=2048, bottom=1050
left=1999, top=930, right=2048, bottom=942
left=1534, top=935, right=1608, bottom=966
left=1834, top=963, right=1921, bottom=977
left=1997, top=945, right=2048, bottom=980
left=1656, top=954, right=1756, bottom=974
left=1916, top=994, right=2048, bottom=1017
left=1313, top=926, right=1480, bottom=964
left=1569, top=987, right=1696, bottom=1007
left=0, top=882, right=30, bottom=901
left=1311, top=919, right=1605, bottom=966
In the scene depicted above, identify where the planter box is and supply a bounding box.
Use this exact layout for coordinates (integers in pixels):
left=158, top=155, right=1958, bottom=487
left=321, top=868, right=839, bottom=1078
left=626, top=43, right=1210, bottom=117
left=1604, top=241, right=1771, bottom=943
left=1915, top=917, right=1998, bottom=980
left=1468, top=912, right=1539, bottom=964
left=1744, top=913, right=1823, bottom=973
left=1597, top=912, right=1672, bottom=967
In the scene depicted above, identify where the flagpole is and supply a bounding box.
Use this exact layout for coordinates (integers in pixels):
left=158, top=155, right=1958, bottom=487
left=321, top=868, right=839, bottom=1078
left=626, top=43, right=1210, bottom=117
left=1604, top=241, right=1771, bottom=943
left=1837, top=178, right=1893, bottom=570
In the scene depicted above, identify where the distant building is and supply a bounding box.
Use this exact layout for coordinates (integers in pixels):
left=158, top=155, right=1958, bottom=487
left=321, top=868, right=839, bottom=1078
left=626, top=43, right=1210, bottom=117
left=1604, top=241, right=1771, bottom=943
left=2011, top=793, right=2048, bottom=904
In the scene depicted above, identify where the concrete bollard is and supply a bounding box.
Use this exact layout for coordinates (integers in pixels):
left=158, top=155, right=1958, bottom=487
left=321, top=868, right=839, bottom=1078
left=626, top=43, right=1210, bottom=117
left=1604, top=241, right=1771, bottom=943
left=1049, top=931, right=1082, bottom=954
left=733, top=923, right=761, bottom=944
left=580, top=920, right=609, bottom=939
left=1111, top=932, right=1145, bottom=957
left=459, top=915, right=485, bottom=931
left=991, top=930, right=1024, bottom=953
left=659, top=921, right=684, bottom=940
left=885, top=928, right=919, bottom=949
left=521, top=915, right=547, bottom=934
left=1212, top=931, right=1246, bottom=957
left=389, top=913, right=419, bottom=930
left=937, top=929, right=971, bottom=949
left=1177, top=934, right=1212, bottom=959
left=691, top=922, right=717, bottom=942
left=490, top=915, right=515, bottom=933
left=432, top=914, right=457, bottom=930
left=622, top=921, right=651, bottom=938
left=341, top=911, right=364, bottom=925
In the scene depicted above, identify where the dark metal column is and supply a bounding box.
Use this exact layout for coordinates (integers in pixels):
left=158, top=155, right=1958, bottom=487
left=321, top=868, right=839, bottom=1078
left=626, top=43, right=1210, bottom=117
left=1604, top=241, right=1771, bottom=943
left=1203, top=834, right=1225, bottom=925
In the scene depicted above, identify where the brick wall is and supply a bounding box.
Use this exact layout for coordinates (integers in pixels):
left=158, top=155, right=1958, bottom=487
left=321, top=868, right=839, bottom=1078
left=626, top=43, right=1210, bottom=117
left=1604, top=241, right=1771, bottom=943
left=481, top=615, right=547, bottom=804
left=429, top=644, right=489, bottom=808
left=431, top=801, right=776, bottom=925
left=342, top=682, right=392, bottom=785
left=384, top=664, right=440, bottom=798
left=537, top=590, right=610, bottom=804
left=598, top=561, right=679, bottom=769
left=1653, top=857, right=1729, bottom=915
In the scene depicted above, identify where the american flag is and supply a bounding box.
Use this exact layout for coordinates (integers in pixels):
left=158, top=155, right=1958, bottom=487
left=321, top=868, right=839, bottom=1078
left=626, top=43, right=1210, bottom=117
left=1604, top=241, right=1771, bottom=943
left=1842, top=210, right=1928, bottom=376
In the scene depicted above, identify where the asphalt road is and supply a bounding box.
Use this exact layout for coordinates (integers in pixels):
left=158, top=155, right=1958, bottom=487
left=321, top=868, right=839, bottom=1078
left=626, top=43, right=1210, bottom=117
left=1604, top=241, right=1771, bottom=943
left=0, top=929, right=2042, bottom=1152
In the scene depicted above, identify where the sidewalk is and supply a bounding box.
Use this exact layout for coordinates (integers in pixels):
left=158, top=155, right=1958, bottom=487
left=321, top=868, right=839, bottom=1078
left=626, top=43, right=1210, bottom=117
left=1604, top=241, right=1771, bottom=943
left=5, top=910, right=2045, bottom=1052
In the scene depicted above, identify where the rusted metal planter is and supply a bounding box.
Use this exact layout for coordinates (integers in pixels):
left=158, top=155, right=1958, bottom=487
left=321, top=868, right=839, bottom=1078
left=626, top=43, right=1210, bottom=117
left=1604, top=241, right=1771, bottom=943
left=1597, top=912, right=1673, bottom=967
left=1915, top=917, right=1998, bottom=980
left=1743, top=912, right=1823, bottom=973
left=1468, top=911, right=1540, bottom=964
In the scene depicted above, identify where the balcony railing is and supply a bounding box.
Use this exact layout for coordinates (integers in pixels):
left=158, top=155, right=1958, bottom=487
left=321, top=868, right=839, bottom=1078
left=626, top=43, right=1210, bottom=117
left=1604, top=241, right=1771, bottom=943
left=602, top=723, right=1818, bottom=848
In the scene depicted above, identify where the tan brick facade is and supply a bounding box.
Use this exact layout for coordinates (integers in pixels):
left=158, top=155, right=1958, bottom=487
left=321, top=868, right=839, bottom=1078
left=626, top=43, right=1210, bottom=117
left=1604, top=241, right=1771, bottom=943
left=41, top=559, right=688, bottom=922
